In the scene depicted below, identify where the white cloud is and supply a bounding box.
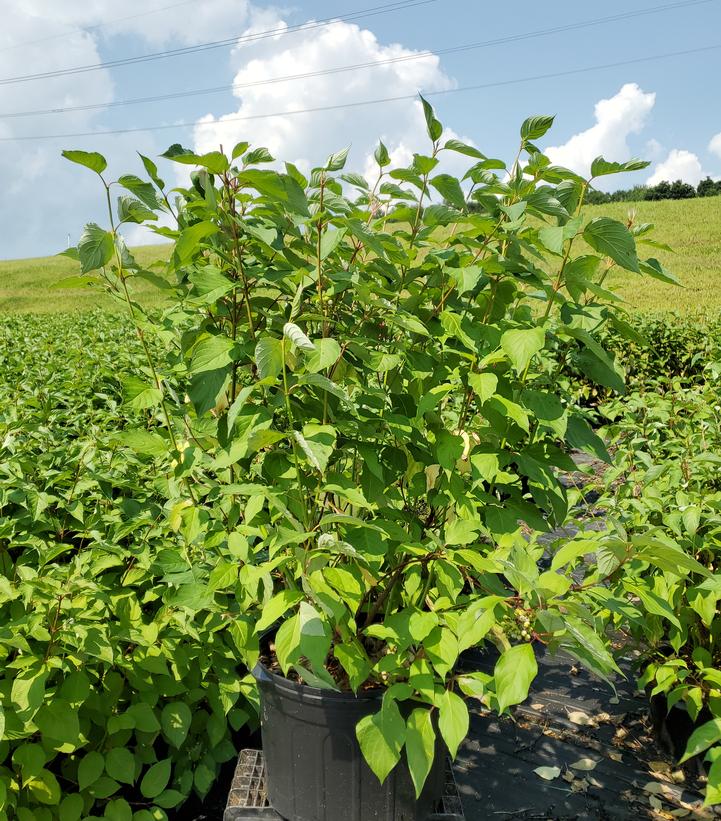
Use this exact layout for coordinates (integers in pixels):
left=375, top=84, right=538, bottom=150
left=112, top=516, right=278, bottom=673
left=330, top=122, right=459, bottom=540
left=4, top=0, right=261, bottom=47
left=0, top=0, right=270, bottom=259
left=0, top=9, right=121, bottom=259
left=644, top=138, right=664, bottom=160
left=193, top=18, right=460, bottom=180
left=1, top=2, right=472, bottom=259
left=710, top=132, right=721, bottom=161
left=545, top=83, right=656, bottom=177
left=646, top=148, right=704, bottom=186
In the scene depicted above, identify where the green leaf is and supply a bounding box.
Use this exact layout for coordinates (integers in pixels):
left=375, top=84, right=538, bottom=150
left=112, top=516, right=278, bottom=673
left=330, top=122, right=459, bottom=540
left=374, top=141, right=391, bottom=167
left=520, top=115, right=555, bottom=141
left=255, top=590, right=303, bottom=633
left=189, top=367, right=228, bottom=416
left=439, top=690, right=469, bottom=759
left=244, top=146, right=274, bottom=165
left=640, top=257, right=680, bottom=285
left=139, top=153, right=165, bottom=189
left=283, top=322, right=314, bottom=352
left=140, top=759, right=172, bottom=799
left=590, top=156, right=650, bottom=178
left=297, top=373, right=354, bottom=408
left=126, top=702, right=160, bottom=732
left=443, top=138, right=484, bottom=158
left=494, top=644, right=537, bottom=712
left=627, top=582, right=681, bottom=629
left=334, top=642, right=372, bottom=691
left=706, top=756, right=721, bottom=806
left=561, top=616, right=621, bottom=679
left=58, top=794, right=84, bottom=821
left=35, top=700, right=80, bottom=747
left=634, top=538, right=711, bottom=577
left=78, top=751, right=105, bottom=791
left=78, top=223, right=114, bottom=273
left=104, top=798, right=133, bottom=821
left=27, top=769, right=61, bottom=805
left=680, top=718, right=721, bottom=763
left=175, top=220, right=219, bottom=264
left=255, top=337, right=283, bottom=381
left=550, top=539, right=596, bottom=571
left=11, top=668, right=47, bottom=721
left=232, top=141, right=250, bottom=160
left=191, top=335, right=234, bottom=374
left=501, top=327, right=545, bottom=374
left=105, top=748, right=136, bottom=785
left=457, top=600, right=500, bottom=653
left=118, top=174, right=164, bottom=210
left=420, top=94, right=443, bottom=142
left=538, top=225, right=565, bottom=255
left=583, top=217, right=639, bottom=273
left=51, top=275, right=96, bottom=289
left=320, top=227, right=347, bottom=259
left=123, top=376, right=162, bottom=410
left=468, top=372, right=497, bottom=403
left=445, top=518, right=480, bottom=546
left=14, top=745, right=46, bottom=779
left=356, top=699, right=407, bottom=784
left=117, top=195, right=157, bottom=224
left=325, top=146, right=350, bottom=171
left=62, top=149, right=107, bottom=174
left=565, top=414, right=610, bottom=462
left=405, top=707, right=436, bottom=798
left=306, top=338, right=341, bottom=373
left=161, top=702, right=192, bottom=749
left=424, top=627, right=459, bottom=677
left=294, top=424, right=336, bottom=474
left=430, top=174, right=465, bottom=210
left=161, top=146, right=229, bottom=174
left=297, top=601, right=332, bottom=671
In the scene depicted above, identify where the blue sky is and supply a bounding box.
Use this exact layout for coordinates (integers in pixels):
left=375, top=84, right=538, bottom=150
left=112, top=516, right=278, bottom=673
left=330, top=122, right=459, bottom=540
left=1, top=0, right=720, bottom=259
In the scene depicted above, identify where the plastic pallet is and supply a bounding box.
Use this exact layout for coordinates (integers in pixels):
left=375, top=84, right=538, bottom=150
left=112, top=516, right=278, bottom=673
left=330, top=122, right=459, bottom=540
left=224, top=749, right=464, bottom=821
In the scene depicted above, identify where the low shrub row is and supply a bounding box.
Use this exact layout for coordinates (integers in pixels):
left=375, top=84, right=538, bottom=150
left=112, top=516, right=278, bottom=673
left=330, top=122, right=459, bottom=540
left=588, top=376, right=721, bottom=805
left=585, top=176, right=721, bottom=205
left=0, top=315, right=258, bottom=820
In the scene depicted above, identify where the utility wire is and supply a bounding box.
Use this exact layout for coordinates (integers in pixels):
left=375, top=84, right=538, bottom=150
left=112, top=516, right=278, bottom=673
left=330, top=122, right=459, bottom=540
left=0, top=0, right=716, bottom=120
left=1, top=43, right=718, bottom=143
left=0, top=0, right=437, bottom=86
left=0, top=0, right=198, bottom=53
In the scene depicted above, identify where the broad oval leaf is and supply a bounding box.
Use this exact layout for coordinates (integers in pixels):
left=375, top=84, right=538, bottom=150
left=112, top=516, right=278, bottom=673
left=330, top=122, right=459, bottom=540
left=61, top=149, right=107, bottom=174
left=494, top=644, right=537, bottom=712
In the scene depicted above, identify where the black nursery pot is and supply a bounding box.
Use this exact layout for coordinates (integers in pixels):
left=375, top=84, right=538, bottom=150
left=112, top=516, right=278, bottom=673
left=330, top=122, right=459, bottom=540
left=252, top=660, right=445, bottom=821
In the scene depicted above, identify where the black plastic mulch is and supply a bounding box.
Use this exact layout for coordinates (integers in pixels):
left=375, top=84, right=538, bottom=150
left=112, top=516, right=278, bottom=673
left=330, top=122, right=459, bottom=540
left=455, top=649, right=719, bottom=820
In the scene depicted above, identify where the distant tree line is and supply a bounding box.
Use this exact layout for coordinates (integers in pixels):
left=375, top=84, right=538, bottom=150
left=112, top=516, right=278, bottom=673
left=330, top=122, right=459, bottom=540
left=586, top=176, right=721, bottom=205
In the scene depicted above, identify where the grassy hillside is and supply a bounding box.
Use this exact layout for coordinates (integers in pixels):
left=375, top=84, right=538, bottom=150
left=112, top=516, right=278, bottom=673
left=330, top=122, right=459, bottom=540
left=0, top=197, right=719, bottom=313
left=0, top=245, right=170, bottom=313
left=590, top=196, right=721, bottom=313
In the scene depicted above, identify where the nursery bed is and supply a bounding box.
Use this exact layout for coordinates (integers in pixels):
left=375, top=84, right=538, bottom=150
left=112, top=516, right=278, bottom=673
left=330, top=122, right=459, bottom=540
left=219, top=650, right=719, bottom=821
left=455, top=650, right=720, bottom=820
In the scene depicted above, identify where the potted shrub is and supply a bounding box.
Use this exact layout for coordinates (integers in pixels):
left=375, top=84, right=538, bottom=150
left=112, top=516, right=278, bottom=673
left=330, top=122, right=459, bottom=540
left=590, top=380, right=721, bottom=806
left=63, top=99, right=674, bottom=818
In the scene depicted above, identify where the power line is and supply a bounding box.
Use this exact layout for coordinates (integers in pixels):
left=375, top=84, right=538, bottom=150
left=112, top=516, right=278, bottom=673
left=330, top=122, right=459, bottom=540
left=0, top=0, right=198, bottom=53
left=0, top=0, right=437, bottom=86
left=0, top=0, right=715, bottom=121
left=1, top=43, right=718, bottom=143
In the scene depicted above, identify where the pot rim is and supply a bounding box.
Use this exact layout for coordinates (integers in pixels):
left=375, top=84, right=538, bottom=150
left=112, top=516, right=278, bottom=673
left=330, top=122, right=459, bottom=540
left=253, top=657, right=386, bottom=703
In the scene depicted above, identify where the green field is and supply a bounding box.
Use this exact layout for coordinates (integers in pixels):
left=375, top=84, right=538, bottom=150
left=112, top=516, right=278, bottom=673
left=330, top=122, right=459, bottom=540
left=0, top=244, right=170, bottom=313
left=593, top=196, right=721, bottom=312
left=1, top=196, right=719, bottom=313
